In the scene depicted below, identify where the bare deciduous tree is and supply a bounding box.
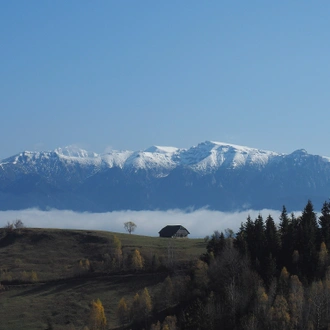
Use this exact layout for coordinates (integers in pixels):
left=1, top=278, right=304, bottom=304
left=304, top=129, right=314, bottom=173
left=124, top=221, right=136, bottom=234
left=4, top=219, right=25, bottom=234
left=14, top=219, right=24, bottom=230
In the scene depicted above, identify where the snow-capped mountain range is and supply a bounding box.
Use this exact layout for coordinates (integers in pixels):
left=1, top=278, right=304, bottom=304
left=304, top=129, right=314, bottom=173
left=0, top=141, right=329, bottom=212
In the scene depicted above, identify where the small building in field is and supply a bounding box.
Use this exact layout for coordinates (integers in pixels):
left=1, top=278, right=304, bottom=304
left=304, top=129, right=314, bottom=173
left=159, top=225, right=190, bottom=238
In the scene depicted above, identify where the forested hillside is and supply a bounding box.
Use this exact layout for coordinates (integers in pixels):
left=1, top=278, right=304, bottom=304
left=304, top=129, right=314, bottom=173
left=2, top=200, right=330, bottom=329
left=172, top=199, right=330, bottom=330
left=87, top=199, right=330, bottom=330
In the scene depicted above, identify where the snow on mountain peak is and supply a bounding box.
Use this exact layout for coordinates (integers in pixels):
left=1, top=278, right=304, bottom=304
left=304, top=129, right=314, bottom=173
left=1, top=141, right=318, bottom=177
left=207, top=140, right=251, bottom=151
left=144, top=145, right=180, bottom=154
left=178, top=140, right=278, bottom=171
left=125, top=151, right=176, bottom=173
left=54, top=146, right=98, bottom=159
left=102, top=150, right=133, bottom=168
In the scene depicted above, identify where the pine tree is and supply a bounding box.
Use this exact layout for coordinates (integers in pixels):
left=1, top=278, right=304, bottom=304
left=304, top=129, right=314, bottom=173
left=319, top=201, right=330, bottom=249
left=254, top=214, right=266, bottom=252
left=206, top=231, right=225, bottom=257
left=263, top=253, right=277, bottom=289
left=244, top=215, right=256, bottom=262
left=253, top=214, right=266, bottom=271
left=299, top=200, right=319, bottom=281
left=265, top=215, right=280, bottom=259
left=292, top=250, right=300, bottom=276
left=234, top=222, right=248, bottom=256
left=263, top=215, right=280, bottom=287
left=279, top=206, right=290, bottom=235
left=279, top=205, right=293, bottom=270
left=290, top=212, right=300, bottom=255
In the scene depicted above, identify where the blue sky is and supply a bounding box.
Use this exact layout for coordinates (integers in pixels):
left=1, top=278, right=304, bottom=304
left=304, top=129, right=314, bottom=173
left=1, top=1, right=330, bottom=160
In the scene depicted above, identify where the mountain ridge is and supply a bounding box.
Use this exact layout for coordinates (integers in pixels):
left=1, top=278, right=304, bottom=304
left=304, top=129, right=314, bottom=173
left=0, top=140, right=282, bottom=170
left=0, top=141, right=329, bottom=212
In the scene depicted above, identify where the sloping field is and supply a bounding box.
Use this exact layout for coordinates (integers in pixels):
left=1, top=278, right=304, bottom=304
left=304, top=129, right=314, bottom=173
left=0, top=228, right=206, bottom=329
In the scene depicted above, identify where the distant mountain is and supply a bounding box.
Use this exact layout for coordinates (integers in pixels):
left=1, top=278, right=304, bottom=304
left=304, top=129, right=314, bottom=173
left=0, top=141, right=330, bottom=212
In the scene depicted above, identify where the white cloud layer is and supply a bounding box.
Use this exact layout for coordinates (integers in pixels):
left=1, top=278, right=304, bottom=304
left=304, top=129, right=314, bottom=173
left=0, top=208, right=294, bottom=238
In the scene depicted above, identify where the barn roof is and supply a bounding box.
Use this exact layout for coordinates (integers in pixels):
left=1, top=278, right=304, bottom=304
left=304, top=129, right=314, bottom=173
left=159, top=225, right=190, bottom=236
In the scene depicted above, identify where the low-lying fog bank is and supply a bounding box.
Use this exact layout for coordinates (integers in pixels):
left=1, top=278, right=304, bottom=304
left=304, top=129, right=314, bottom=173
left=0, top=208, right=297, bottom=238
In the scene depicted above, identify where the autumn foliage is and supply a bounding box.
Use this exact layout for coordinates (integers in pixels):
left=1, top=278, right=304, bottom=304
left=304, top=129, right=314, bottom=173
left=131, top=249, right=144, bottom=270
left=89, top=298, right=106, bottom=330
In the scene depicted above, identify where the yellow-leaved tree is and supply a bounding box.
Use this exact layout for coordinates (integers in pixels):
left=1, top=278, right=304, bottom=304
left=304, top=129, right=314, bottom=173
left=270, top=295, right=290, bottom=329
left=131, top=249, right=144, bottom=271
left=131, top=293, right=141, bottom=322
left=278, top=267, right=290, bottom=295
left=116, top=297, right=129, bottom=326
left=141, top=287, right=153, bottom=329
left=319, top=242, right=328, bottom=274
left=130, top=288, right=153, bottom=326
left=162, top=315, right=177, bottom=330
left=288, top=275, right=304, bottom=329
left=89, top=298, right=107, bottom=330
left=111, top=235, right=123, bottom=269
left=141, top=287, right=152, bottom=318
left=255, top=284, right=268, bottom=316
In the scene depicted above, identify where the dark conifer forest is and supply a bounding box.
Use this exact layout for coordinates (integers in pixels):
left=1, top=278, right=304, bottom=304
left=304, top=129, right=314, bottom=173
left=169, top=199, right=330, bottom=330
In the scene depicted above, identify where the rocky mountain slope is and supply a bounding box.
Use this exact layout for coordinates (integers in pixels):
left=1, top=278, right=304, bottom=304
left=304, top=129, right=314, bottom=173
left=0, top=141, right=329, bottom=212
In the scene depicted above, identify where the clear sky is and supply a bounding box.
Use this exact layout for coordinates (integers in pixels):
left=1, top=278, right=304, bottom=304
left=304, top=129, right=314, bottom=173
left=1, top=1, right=330, bottom=160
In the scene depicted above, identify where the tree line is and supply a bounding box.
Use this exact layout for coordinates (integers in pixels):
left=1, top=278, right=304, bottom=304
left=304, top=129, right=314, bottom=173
left=184, top=199, right=330, bottom=329
left=113, top=199, right=330, bottom=329
left=206, top=200, right=330, bottom=285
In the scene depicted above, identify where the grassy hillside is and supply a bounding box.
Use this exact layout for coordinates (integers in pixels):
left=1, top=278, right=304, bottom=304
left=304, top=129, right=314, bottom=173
left=0, top=228, right=206, bottom=330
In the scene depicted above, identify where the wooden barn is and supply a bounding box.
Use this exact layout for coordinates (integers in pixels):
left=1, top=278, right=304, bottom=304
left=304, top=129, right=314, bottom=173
left=158, top=225, right=190, bottom=238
